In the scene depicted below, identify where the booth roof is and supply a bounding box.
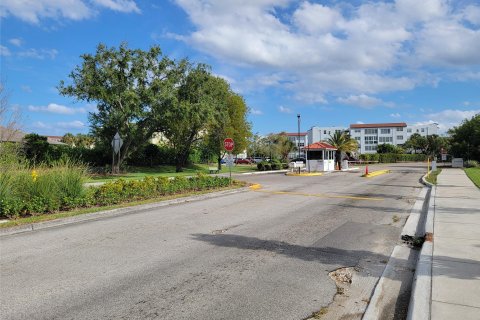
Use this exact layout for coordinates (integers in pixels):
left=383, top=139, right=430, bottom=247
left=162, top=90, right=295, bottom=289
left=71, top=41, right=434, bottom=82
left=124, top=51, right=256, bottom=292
left=304, top=141, right=337, bottom=150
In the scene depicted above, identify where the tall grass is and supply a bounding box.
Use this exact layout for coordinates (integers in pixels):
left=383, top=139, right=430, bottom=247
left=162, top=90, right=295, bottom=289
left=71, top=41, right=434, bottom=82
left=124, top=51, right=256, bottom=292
left=0, top=156, right=87, bottom=218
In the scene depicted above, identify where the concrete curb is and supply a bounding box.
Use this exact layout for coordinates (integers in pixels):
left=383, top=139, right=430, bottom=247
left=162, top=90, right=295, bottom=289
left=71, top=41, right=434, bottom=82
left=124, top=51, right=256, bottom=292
left=0, top=187, right=250, bottom=237
left=421, top=173, right=434, bottom=188
left=401, top=187, right=431, bottom=239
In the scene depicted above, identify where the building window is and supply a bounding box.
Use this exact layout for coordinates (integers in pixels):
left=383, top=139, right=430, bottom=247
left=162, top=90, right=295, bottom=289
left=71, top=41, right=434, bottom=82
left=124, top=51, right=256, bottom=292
left=421, top=128, right=425, bottom=132
left=323, top=130, right=326, bottom=134
left=365, top=145, right=378, bottom=151
left=407, top=129, right=412, bottom=133
left=354, top=129, right=361, bottom=133
left=396, top=128, right=403, bottom=131
left=380, top=129, right=391, bottom=134
left=379, top=136, right=393, bottom=143
left=355, top=137, right=361, bottom=141
left=397, top=136, right=403, bottom=140
left=416, top=129, right=419, bottom=132
left=365, top=129, right=378, bottom=134
left=364, top=136, right=378, bottom=144
left=298, top=143, right=304, bottom=147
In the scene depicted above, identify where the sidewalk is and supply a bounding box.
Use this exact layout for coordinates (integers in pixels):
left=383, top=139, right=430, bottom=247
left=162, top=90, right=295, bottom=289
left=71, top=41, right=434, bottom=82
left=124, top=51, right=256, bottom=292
left=430, top=168, right=480, bottom=319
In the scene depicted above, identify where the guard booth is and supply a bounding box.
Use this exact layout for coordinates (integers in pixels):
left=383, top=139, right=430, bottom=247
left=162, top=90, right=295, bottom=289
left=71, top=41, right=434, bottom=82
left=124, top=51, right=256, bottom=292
left=303, top=142, right=337, bottom=172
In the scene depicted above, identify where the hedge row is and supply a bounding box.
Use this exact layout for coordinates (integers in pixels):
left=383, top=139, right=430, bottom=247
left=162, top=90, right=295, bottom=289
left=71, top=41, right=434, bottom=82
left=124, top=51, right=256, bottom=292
left=0, top=174, right=234, bottom=219
left=359, top=153, right=428, bottom=163
left=257, top=161, right=288, bottom=171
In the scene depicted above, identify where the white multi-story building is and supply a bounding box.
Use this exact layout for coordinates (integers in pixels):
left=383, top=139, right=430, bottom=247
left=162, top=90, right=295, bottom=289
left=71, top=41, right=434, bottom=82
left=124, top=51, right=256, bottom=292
left=349, top=122, right=439, bottom=154
left=285, top=132, right=308, bottom=158
left=307, top=126, right=348, bottom=145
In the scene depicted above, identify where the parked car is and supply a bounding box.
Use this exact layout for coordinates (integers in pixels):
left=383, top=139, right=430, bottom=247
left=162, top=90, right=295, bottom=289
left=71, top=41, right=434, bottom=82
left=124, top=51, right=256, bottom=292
left=290, top=157, right=306, bottom=163
left=234, top=158, right=253, bottom=164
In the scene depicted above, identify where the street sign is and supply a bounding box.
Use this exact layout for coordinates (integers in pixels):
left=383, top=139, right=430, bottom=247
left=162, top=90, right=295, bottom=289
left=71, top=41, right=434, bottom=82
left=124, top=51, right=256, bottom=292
left=224, top=138, right=234, bottom=152
left=225, top=154, right=234, bottom=167
left=441, top=154, right=447, bottom=161
left=111, top=132, right=123, bottom=154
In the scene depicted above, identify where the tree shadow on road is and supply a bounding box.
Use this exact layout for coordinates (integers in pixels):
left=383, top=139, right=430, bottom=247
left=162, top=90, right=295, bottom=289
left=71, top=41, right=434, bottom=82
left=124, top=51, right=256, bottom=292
left=191, top=233, right=480, bottom=281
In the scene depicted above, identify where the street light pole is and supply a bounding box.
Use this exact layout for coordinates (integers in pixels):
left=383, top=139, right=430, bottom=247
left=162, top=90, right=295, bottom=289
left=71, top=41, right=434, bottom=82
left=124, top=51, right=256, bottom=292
left=297, top=114, right=301, bottom=159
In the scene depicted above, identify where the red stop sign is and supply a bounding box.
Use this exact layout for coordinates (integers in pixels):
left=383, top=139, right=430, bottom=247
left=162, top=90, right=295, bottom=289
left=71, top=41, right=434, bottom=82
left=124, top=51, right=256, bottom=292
left=224, top=138, right=234, bottom=151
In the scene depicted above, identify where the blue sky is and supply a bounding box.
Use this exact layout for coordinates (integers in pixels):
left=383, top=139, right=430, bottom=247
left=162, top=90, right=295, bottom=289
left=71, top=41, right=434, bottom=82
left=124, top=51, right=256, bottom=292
left=1, top=0, right=479, bottom=136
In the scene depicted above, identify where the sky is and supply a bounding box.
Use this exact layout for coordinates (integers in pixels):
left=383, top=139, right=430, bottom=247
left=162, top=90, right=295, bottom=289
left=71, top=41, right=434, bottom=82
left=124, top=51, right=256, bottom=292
left=1, top=0, right=480, bottom=137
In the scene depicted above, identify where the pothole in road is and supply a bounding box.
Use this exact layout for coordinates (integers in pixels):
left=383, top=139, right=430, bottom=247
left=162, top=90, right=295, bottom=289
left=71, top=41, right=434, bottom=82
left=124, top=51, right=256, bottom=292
left=305, top=266, right=377, bottom=320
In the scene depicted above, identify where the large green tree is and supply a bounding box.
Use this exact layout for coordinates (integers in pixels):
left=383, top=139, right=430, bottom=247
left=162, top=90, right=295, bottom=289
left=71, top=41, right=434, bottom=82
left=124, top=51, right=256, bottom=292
left=58, top=43, right=172, bottom=173
left=449, top=114, right=480, bottom=161
left=327, top=131, right=358, bottom=170
left=160, top=63, right=231, bottom=172
left=206, top=92, right=251, bottom=170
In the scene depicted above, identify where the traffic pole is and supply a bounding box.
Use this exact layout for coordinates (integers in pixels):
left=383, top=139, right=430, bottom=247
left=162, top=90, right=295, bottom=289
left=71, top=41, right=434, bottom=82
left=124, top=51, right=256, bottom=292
left=365, top=164, right=369, bottom=175
left=427, top=157, right=430, bottom=178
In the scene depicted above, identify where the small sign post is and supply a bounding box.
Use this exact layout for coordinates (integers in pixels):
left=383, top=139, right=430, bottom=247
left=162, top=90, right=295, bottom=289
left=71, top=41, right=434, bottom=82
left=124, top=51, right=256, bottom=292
left=224, top=138, right=234, bottom=183
left=111, top=132, right=123, bottom=174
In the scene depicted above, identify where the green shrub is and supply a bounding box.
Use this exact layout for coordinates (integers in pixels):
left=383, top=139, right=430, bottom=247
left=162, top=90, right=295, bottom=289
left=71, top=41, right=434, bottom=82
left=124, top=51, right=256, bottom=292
left=359, top=153, right=428, bottom=163
left=0, top=164, right=234, bottom=218
left=465, top=160, right=479, bottom=168
left=257, top=162, right=267, bottom=171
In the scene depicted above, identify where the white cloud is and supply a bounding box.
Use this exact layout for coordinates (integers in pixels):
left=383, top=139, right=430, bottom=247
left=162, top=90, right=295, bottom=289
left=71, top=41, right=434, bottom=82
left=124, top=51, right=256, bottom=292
left=0, top=45, right=11, bottom=56
left=28, top=103, right=86, bottom=115
left=250, top=108, right=263, bottom=115
left=21, top=85, right=32, bottom=93
left=337, top=94, right=394, bottom=109
left=173, top=0, right=480, bottom=102
left=32, top=121, right=50, bottom=129
left=463, top=5, right=480, bottom=25
left=278, top=106, right=293, bottom=114
left=293, top=2, right=342, bottom=34
left=0, top=0, right=140, bottom=24
left=18, top=48, right=58, bottom=60
left=421, top=109, right=480, bottom=132
left=92, top=0, right=140, bottom=13
left=9, top=38, right=23, bottom=47
left=390, top=113, right=401, bottom=118
left=57, top=120, right=85, bottom=129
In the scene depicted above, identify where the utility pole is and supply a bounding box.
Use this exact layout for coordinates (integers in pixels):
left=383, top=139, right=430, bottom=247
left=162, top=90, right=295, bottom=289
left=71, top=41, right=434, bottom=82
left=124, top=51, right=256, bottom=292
left=297, top=114, right=301, bottom=159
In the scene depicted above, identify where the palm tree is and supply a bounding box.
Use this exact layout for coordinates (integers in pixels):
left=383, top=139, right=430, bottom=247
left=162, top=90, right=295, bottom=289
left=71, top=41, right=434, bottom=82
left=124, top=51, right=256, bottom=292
left=327, top=131, right=358, bottom=170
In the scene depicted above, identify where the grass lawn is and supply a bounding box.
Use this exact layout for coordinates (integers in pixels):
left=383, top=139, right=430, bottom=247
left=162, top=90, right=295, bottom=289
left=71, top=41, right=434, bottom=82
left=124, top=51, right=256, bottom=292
left=465, top=167, right=480, bottom=188
left=425, top=169, right=442, bottom=185
left=86, top=164, right=258, bottom=182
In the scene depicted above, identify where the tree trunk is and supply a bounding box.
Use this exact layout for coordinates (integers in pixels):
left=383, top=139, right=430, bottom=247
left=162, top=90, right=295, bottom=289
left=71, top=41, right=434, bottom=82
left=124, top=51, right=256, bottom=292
left=217, top=155, right=222, bottom=171
left=336, top=150, right=342, bottom=170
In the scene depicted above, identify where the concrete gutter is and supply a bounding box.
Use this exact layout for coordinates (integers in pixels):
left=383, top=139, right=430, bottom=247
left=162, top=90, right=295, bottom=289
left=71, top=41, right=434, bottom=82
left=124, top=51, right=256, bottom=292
left=0, top=187, right=250, bottom=237
left=406, top=183, right=435, bottom=320
left=363, top=174, right=433, bottom=319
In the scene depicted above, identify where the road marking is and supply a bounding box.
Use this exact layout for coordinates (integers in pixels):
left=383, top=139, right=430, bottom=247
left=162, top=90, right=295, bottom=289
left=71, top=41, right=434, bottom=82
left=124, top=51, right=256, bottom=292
left=249, top=185, right=383, bottom=201
left=363, top=169, right=391, bottom=178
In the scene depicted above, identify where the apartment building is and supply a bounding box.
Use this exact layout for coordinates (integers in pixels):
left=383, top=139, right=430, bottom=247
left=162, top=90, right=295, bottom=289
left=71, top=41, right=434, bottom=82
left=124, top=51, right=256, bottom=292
left=307, top=126, right=348, bottom=145
left=285, top=132, right=308, bottom=158
left=349, top=122, right=439, bottom=154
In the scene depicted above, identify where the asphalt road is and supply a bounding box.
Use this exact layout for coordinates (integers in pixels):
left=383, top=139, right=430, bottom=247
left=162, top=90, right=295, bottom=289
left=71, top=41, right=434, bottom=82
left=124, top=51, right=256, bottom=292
left=0, top=163, right=427, bottom=320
